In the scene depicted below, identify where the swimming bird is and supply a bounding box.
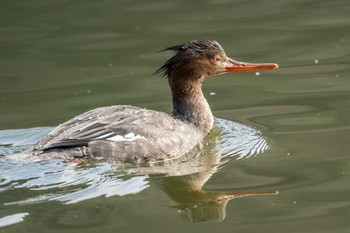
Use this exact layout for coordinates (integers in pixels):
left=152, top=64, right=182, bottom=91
left=33, top=40, right=278, bottom=162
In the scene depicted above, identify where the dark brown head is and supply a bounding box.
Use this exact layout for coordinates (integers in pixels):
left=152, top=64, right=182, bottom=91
left=156, top=40, right=278, bottom=80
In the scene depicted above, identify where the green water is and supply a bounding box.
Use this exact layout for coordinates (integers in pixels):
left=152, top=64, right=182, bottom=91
left=1, top=0, right=350, bottom=232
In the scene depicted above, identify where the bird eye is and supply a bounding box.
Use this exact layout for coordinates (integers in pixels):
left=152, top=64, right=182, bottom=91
left=214, top=56, right=221, bottom=62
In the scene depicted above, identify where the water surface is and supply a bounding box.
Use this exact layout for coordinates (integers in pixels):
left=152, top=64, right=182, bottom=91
left=0, top=0, right=349, bottom=232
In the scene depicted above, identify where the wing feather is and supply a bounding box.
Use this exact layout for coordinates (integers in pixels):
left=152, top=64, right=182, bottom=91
left=35, top=105, right=142, bottom=151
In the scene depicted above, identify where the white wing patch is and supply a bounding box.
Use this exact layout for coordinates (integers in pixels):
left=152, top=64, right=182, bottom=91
left=125, top=132, right=135, bottom=139
left=106, top=132, right=146, bottom=142
left=95, top=132, right=114, bottom=139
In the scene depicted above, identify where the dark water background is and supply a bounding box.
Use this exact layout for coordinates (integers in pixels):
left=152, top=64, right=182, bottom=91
left=1, top=0, right=349, bottom=232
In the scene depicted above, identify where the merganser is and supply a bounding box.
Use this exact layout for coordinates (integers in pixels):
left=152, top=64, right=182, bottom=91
left=33, top=40, right=278, bottom=162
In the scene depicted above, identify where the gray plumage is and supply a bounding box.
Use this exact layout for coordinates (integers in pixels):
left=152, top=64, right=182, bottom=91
left=34, top=105, right=202, bottom=162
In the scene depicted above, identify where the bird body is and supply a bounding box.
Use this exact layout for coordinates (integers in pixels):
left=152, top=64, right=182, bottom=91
left=34, top=105, right=203, bottom=162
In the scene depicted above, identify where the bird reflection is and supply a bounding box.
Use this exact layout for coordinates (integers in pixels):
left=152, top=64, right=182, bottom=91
left=154, top=175, right=278, bottom=222
left=106, top=126, right=278, bottom=223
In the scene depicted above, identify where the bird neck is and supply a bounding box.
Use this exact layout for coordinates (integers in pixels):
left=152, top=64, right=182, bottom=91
left=169, top=76, right=214, bottom=134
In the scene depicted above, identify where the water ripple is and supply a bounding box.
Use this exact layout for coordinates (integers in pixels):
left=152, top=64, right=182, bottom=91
left=0, top=118, right=269, bottom=205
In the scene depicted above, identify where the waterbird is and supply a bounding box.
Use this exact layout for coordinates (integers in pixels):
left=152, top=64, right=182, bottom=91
left=33, top=40, right=278, bottom=162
